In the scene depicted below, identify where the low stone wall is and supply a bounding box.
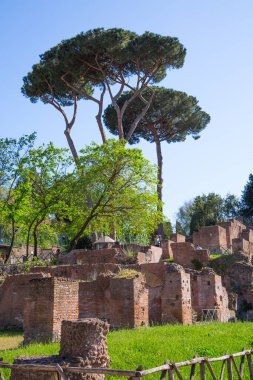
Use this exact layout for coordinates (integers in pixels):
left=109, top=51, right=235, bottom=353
left=172, top=242, right=209, bottom=268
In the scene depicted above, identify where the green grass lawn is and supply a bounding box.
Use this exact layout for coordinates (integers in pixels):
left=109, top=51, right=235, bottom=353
left=1, top=323, right=253, bottom=379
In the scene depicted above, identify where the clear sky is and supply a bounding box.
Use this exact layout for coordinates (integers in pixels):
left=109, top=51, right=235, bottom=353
left=1, top=0, right=253, bottom=223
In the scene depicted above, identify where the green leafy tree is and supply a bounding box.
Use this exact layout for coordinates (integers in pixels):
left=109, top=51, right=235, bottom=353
left=60, top=139, right=161, bottom=251
left=176, top=193, right=241, bottom=235
left=241, top=174, right=253, bottom=222
left=103, top=87, right=210, bottom=237
left=0, top=134, right=36, bottom=260
left=20, top=143, right=72, bottom=257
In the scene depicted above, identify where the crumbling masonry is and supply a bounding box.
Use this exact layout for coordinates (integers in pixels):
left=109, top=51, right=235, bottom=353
left=1, top=218, right=253, bottom=342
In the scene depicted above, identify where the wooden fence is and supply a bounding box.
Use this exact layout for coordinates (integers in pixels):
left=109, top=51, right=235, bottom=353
left=1, top=349, right=253, bottom=380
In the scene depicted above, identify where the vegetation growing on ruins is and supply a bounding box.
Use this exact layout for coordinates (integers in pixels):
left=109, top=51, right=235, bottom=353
left=113, top=269, right=140, bottom=279
left=1, top=323, right=253, bottom=379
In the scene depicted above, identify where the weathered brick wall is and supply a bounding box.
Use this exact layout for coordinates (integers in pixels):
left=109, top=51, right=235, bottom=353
left=193, top=225, right=227, bottom=251
left=141, top=263, right=165, bottom=324
left=31, top=263, right=120, bottom=281
left=109, top=275, right=148, bottom=328
left=232, top=238, right=250, bottom=255
left=23, top=277, right=79, bottom=343
left=52, top=278, right=79, bottom=341
left=241, top=229, right=253, bottom=243
left=160, top=240, right=173, bottom=259
left=79, top=276, right=109, bottom=321
left=23, top=277, right=55, bottom=343
left=161, top=264, right=192, bottom=324
left=136, top=247, right=163, bottom=264
left=172, top=242, right=209, bottom=268
left=190, top=270, right=230, bottom=322
left=170, top=234, right=186, bottom=243
left=218, top=219, right=245, bottom=249
left=60, top=248, right=120, bottom=265
left=0, top=273, right=48, bottom=329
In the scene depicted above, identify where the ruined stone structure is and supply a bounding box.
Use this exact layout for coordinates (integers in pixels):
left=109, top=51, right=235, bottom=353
left=189, top=268, right=230, bottom=322
left=172, top=242, right=209, bottom=268
left=11, top=318, right=110, bottom=380
left=0, top=273, right=49, bottom=329
left=2, top=218, right=253, bottom=342
left=193, top=225, right=227, bottom=251
left=23, top=277, right=79, bottom=344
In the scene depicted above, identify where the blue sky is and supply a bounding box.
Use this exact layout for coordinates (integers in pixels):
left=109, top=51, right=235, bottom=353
left=1, top=0, right=253, bottom=223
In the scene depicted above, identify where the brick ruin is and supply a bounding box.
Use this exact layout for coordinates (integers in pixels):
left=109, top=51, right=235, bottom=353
left=11, top=318, right=110, bottom=380
left=1, top=218, right=253, bottom=342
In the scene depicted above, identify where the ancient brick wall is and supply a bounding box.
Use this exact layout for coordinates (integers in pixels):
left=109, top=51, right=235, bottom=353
left=109, top=275, right=148, bottom=328
left=31, top=263, right=120, bottom=281
left=0, top=273, right=48, bottom=329
left=23, top=277, right=79, bottom=343
left=232, top=238, right=250, bottom=255
left=78, top=276, right=109, bottom=321
left=60, top=248, right=120, bottom=265
left=136, top=247, right=163, bottom=264
left=161, top=264, right=192, bottom=324
left=218, top=219, right=245, bottom=249
left=160, top=240, right=173, bottom=259
left=170, top=233, right=186, bottom=243
left=193, top=225, right=227, bottom=251
left=172, top=242, right=209, bottom=268
left=141, top=263, right=165, bottom=324
left=190, top=270, right=230, bottom=322
left=241, top=229, right=253, bottom=243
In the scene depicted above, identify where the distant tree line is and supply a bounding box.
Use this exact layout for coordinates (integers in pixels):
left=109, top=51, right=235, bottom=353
left=176, top=179, right=253, bottom=236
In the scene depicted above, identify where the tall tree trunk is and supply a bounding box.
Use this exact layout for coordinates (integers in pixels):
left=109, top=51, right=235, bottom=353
left=64, top=127, right=79, bottom=161
left=33, top=218, right=45, bottom=258
left=4, top=218, right=15, bottom=263
left=155, top=138, right=164, bottom=239
left=33, top=225, right=39, bottom=258
left=68, top=215, right=95, bottom=253
left=26, top=222, right=34, bottom=257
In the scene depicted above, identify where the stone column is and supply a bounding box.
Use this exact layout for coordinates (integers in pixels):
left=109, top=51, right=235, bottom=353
left=60, top=318, right=110, bottom=380
left=11, top=318, right=110, bottom=380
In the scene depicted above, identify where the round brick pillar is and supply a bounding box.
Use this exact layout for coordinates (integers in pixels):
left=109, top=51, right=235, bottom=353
left=60, top=318, right=110, bottom=380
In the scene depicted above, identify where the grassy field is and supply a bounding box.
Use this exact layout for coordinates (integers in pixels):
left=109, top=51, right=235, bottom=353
left=0, top=323, right=253, bottom=379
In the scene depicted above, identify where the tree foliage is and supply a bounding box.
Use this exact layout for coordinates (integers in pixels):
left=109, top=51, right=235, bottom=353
left=22, top=28, right=186, bottom=147
left=61, top=139, right=161, bottom=251
left=176, top=193, right=241, bottom=235
left=241, top=174, right=253, bottom=222
left=0, top=135, right=160, bottom=260
left=103, top=87, right=210, bottom=237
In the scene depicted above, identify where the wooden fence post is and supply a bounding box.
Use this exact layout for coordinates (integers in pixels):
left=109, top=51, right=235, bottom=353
left=200, top=360, right=206, bottom=380
left=159, top=360, right=168, bottom=380
left=227, top=356, right=233, bottom=380
left=247, top=353, right=253, bottom=380
left=190, top=355, right=197, bottom=380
